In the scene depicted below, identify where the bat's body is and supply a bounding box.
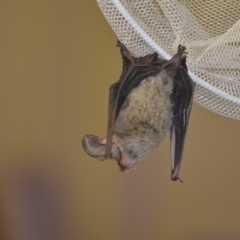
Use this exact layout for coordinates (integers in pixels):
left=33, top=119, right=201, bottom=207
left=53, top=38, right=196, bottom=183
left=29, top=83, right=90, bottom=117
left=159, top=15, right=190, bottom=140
left=82, top=41, right=195, bottom=181
left=113, top=72, right=173, bottom=169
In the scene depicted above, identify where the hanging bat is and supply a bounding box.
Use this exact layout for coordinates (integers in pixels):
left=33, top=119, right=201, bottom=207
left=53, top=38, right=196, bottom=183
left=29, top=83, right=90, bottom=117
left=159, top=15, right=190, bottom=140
left=82, top=41, right=195, bottom=181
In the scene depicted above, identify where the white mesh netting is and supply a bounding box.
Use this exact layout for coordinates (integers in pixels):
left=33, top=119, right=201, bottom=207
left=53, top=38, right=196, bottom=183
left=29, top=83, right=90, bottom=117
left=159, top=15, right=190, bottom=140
left=96, top=0, right=240, bottom=120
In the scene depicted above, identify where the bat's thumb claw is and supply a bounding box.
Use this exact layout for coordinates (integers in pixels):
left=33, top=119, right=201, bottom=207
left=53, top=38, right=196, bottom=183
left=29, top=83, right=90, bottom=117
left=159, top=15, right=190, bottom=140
left=171, top=175, right=184, bottom=183
left=171, top=169, right=184, bottom=183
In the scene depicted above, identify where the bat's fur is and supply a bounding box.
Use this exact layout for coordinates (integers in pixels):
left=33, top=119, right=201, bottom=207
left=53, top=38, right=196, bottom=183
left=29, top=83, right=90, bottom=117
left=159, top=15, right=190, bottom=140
left=113, top=71, right=173, bottom=168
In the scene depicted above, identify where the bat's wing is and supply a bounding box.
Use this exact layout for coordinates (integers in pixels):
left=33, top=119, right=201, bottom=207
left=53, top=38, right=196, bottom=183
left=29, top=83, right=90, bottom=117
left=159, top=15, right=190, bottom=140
left=105, top=41, right=162, bottom=158
left=166, top=46, right=195, bottom=181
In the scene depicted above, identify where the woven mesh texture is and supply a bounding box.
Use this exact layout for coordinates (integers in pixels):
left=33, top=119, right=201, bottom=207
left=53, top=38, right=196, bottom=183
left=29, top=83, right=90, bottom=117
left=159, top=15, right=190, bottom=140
left=97, top=0, right=240, bottom=120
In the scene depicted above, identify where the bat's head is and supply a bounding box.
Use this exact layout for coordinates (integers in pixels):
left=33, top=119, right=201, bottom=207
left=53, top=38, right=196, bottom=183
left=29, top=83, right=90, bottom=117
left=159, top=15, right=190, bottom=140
left=82, top=134, right=142, bottom=171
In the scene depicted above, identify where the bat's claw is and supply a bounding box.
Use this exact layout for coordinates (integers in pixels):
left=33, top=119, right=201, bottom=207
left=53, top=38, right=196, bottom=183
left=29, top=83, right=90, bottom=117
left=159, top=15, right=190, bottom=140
left=117, top=40, right=134, bottom=63
left=171, top=169, right=184, bottom=183
left=116, top=40, right=121, bottom=47
left=177, top=45, right=188, bottom=56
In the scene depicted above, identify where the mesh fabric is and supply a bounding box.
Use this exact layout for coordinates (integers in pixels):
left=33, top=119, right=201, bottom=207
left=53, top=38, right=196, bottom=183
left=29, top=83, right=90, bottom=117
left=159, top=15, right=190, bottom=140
left=97, top=0, right=240, bottom=120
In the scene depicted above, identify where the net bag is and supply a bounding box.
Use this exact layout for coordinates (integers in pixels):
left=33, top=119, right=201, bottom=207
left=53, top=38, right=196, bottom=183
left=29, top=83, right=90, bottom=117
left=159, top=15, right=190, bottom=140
left=96, top=0, right=240, bottom=120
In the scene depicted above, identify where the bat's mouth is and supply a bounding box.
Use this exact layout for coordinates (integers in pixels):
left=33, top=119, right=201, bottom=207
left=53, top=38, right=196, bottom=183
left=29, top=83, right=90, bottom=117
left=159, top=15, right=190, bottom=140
left=82, top=134, right=131, bottom=171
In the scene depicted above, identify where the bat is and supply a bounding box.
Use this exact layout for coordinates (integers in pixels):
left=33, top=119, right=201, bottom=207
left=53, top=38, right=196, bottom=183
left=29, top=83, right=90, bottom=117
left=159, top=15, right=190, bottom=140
left=82, top=41, right=195, bottom=182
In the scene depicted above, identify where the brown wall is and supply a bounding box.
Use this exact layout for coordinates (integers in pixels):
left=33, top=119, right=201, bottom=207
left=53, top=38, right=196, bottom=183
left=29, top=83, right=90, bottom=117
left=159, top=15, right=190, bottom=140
left=1, top=1, right=240, bottom=240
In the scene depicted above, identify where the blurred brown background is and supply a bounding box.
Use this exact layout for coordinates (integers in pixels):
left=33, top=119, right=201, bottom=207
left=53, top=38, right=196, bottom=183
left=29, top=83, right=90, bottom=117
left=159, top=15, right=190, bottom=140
left=1, top=1, right=240, bottom=240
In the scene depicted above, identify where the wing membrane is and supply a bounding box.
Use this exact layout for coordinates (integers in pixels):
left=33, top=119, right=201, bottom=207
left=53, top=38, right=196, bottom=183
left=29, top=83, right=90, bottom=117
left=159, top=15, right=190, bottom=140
left=105, top=41, right=162, bottom=158
left=170, top=60, right=195, bottom=181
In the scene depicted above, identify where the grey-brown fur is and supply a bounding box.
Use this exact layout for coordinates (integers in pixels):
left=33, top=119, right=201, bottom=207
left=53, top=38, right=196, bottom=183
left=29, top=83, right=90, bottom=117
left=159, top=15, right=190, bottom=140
left=113, top=71, right=173, bottom=167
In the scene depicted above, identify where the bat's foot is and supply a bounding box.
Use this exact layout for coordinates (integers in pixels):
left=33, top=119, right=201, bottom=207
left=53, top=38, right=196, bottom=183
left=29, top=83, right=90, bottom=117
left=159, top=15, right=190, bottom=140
left=177, top=44, right=187, bottom=56
left=117, top=40, right=134, bottom=63
left=163, top=44, right=187, bottom=70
